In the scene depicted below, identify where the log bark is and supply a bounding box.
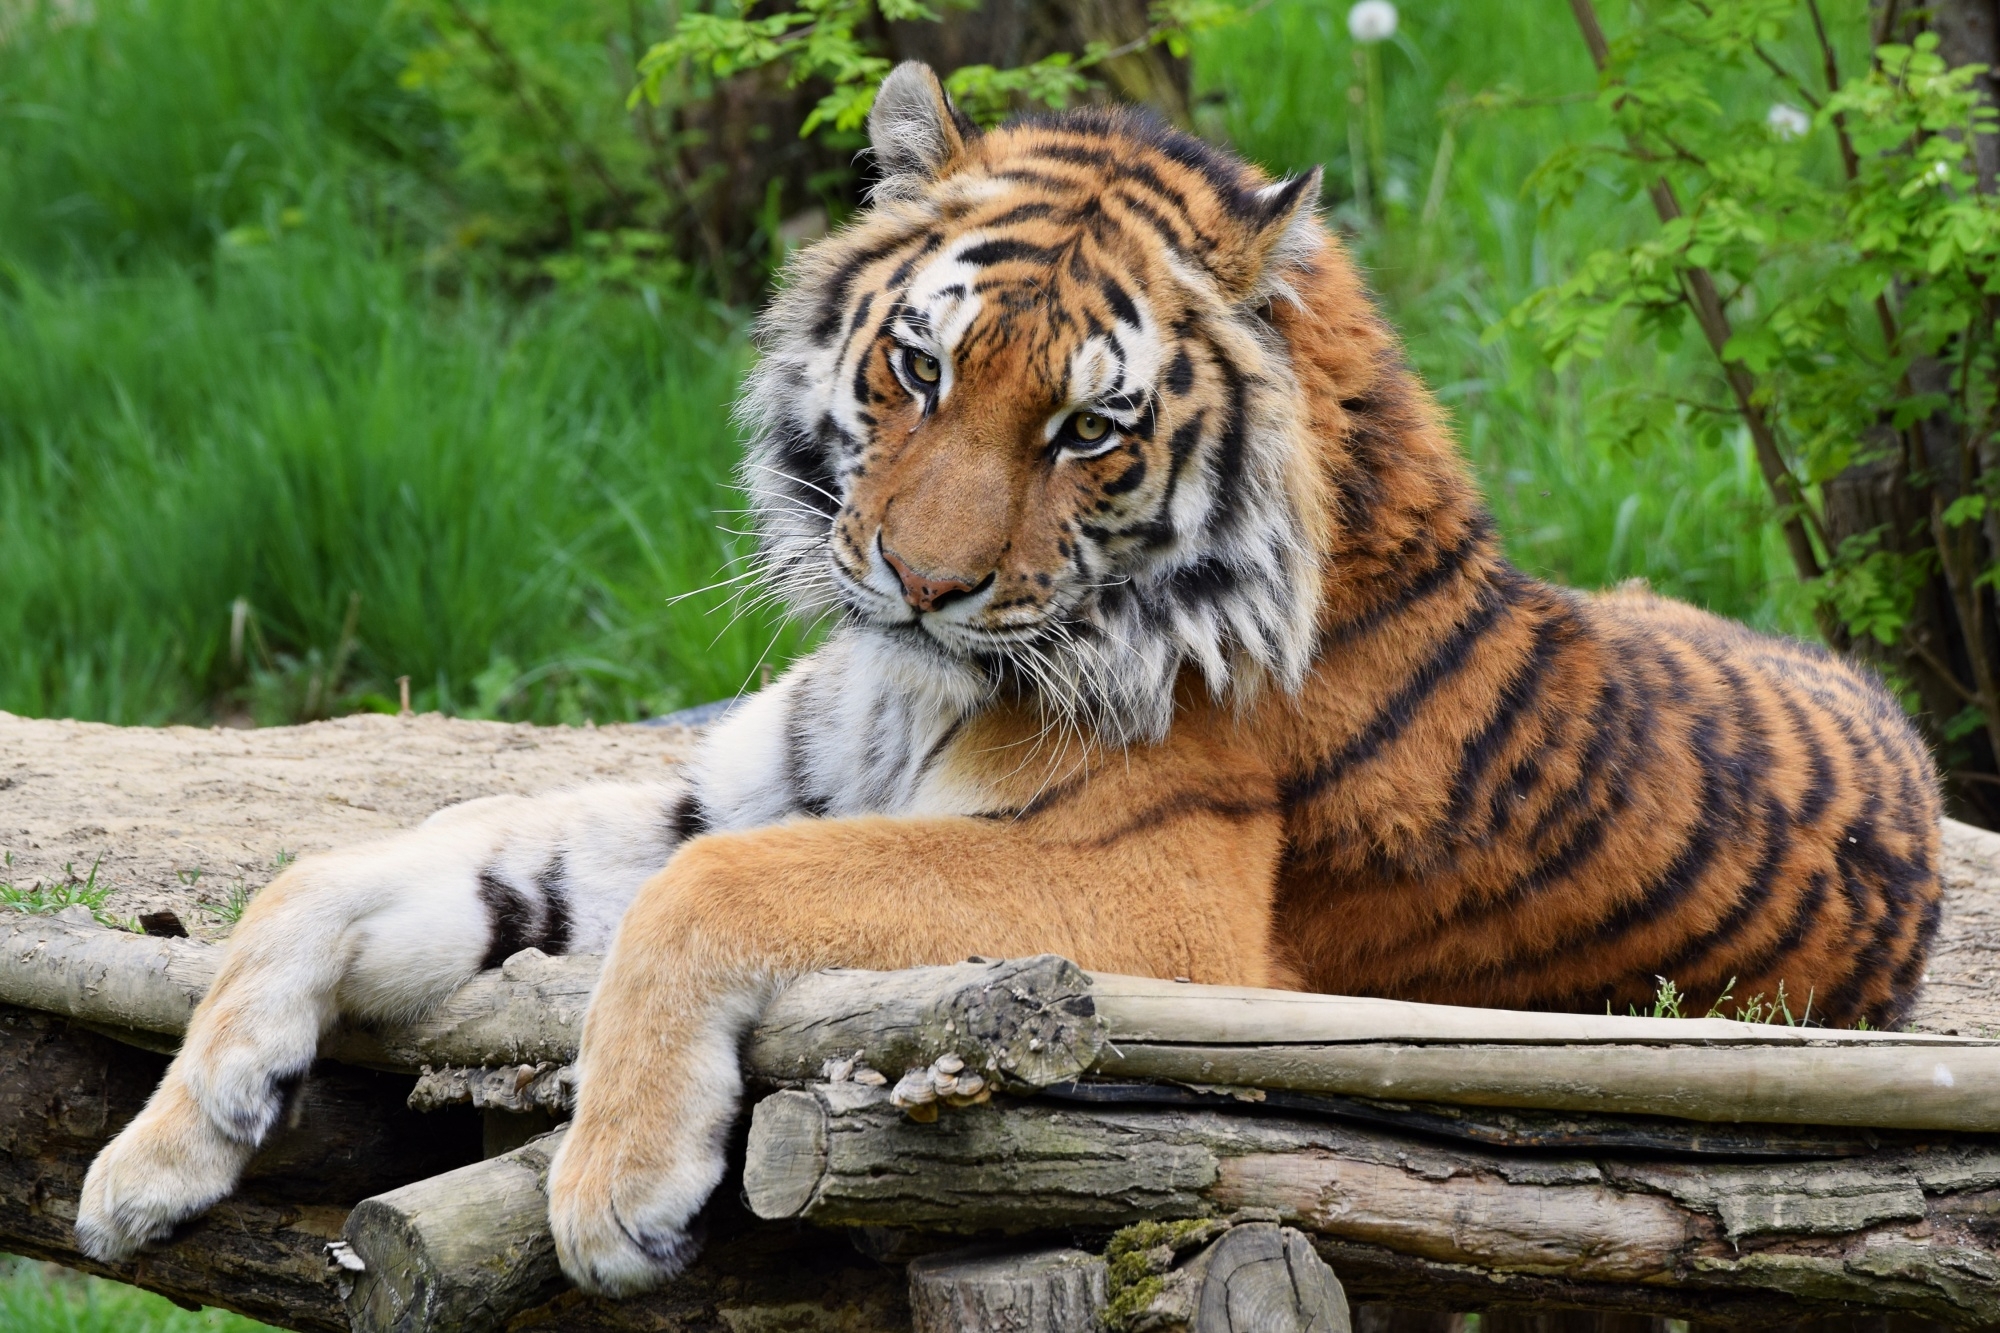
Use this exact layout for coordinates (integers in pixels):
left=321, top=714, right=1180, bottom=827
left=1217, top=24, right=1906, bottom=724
left=11, top=916, right=2000, bottom=1134
left=742, top=1083, right=2000, bottom=1327
left=907, top=1246, right=1107, bottom=1333
left=0, top=1003, right=482, bottom=1332
left=341, top=1129, right=569, bottom=1332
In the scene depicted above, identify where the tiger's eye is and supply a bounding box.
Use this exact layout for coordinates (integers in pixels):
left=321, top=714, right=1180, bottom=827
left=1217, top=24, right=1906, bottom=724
left=1072, top=412, right=1111, bottom=443
left=909, top=350, right=942, bottom=385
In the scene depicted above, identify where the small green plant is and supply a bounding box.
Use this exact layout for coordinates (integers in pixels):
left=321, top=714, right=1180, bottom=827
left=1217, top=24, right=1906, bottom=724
left=0, top=856, right=138, bottom=932
left=1626, top=974, right=1821, bottom=1026
left=201, top=883, right=255, bottom=929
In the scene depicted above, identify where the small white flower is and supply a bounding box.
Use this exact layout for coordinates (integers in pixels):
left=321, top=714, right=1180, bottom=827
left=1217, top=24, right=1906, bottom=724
left=1765, top=103, right=1810, bottom=140
left=1348, top=0, right=1397, bottom=43
left=1927, top=159, right=1952, bottom=184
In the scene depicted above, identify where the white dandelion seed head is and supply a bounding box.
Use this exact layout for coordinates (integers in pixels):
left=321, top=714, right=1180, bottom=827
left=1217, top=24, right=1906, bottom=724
left=1766, top=103, right=1810, bottom=140
left=1348, top=0, right=1398, bottom=43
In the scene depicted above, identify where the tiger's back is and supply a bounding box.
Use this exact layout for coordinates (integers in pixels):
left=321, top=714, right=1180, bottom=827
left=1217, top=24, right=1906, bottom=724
left=1268, top=571, right=1941, bottom=1027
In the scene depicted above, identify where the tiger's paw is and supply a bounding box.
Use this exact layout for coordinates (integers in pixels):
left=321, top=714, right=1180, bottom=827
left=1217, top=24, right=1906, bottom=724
left=546, top=1112, right=725, bottom=1296
left=76, top=1079, right=257, bottom=1262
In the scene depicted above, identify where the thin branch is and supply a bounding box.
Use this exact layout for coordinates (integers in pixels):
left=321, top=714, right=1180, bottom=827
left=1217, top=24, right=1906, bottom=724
left=1685, top=0, right=1823, bottom=111
left=1564, top=0, right=1831, bottom=607
left=1907, top=635, right=1985, bottom=709
left=1803, top=0, right=1862, bottom=180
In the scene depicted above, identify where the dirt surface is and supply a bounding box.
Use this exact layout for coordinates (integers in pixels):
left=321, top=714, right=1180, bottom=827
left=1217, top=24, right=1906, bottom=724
left=2, top=709, right=1998, bottom=1033
left=0, top=711, right=697, bottom=943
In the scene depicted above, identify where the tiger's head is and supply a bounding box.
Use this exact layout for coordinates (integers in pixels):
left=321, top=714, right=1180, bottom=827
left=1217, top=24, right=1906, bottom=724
left=741, top=62, right=1337, bottom=745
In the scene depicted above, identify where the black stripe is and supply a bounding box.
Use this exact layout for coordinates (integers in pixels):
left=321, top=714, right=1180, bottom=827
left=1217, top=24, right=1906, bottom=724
left=1646, top=797, right=1794, bottom=993
left=477, top=870, right=537, bottom=971
left=958, top=237, right=1059, bottom=267
left=808, top=231, right=930, bottom=344
left=1506, top=709, right=1731, bottom=984
left=1283, top=574, right=1522, bottom=807
left=785, top=697, right=831, bottom=818
left=1442, top=601, right=1574, bottom=833
left=537, top=855, right=572, bottom=955
left=1322, top=514, right=1495, bottom=648
left=1202, top=349, right=1251, bottom=536
left=1077, top=791, right=1276, bottom=850
left=668, top=790, right=710, bottom=843
left=1098, top=274, right=1140, bottom=327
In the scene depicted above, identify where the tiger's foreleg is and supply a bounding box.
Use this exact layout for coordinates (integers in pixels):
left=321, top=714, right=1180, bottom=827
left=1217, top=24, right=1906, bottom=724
left=546, top=802, right=1286, bottom=1295
left=76, top=781, right=690, bottom=1261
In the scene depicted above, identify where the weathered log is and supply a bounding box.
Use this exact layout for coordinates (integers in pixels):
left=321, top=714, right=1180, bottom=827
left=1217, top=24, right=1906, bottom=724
left=907, top=1246, right=1107, bottom=1332
left=0, top=1003, right=482, bottom=1332
left=341, top=1129, right=569, bottom=1332
left=1108, top=1222, right=1350, bottom=1333
left=742, top=1083, right=2000, bottom=1327
left=340, top=1122, right=915, bottom=1333
left=13, top=915, right=2000, bottom=1134
left=747, top=954, right=1106, bottom=1091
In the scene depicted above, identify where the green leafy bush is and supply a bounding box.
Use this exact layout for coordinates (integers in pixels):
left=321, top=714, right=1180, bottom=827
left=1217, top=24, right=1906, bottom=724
left=1508, top=0, right=2000, bottom=810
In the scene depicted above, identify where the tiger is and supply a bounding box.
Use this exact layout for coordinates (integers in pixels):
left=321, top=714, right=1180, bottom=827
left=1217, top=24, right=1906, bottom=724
left=77, top=62, right=1942, bottom=1296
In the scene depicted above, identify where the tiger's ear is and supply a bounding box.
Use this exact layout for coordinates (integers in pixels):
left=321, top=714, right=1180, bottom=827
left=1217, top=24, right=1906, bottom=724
left=1219, top=166, right=1326, bottom=302
left=867, top=62, right=977, bottom=202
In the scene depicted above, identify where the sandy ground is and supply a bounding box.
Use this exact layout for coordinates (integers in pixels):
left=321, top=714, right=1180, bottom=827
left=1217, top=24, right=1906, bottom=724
left=3, top=709, right=1998, bottom=1033
left=0, top=711, right=698, bottom=943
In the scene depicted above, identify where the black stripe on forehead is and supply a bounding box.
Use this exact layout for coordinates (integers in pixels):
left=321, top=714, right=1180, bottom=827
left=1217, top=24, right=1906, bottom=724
left=807, top=228, right=940, bottom=346
left=1022, top=107, right=1263, bottom=217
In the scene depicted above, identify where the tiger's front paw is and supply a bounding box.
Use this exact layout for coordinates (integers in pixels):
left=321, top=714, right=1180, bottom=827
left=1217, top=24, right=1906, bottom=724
left=76, top=1078, right=257, bottom=1262
left=546, top=1108, right=727, bottom=1296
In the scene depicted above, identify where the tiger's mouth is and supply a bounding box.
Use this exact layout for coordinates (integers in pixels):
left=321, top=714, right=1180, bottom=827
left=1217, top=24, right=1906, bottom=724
left=826, top=521, right=1082, bottom=658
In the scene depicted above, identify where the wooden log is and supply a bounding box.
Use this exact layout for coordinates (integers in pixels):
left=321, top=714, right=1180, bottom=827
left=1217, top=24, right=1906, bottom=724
left=741, top=1083, right=2000, bottom=1327
left=907, top=1246, right=1107, bottom=1333
left=747, top=954, right=1106, bottom=1091
left=341, top=1129, right=569, bottom=1332
left=1092, top=1041, right=2000, bottom=1133
left=340, top=1122, right=914, bottom=1333
left=1106, top=1222, right=1349, bottom=1333
left=13, top=914, right=2000, bottom=1134
left=0, top=1002, right=482, bottom=1332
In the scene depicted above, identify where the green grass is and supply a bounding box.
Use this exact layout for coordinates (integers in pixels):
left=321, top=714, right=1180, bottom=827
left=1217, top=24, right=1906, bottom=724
left=0, top=0, right=1829, bottom=732
left=0, top=1258, right=276, bottom=1333
left=0, top=854, right=135, bottom=931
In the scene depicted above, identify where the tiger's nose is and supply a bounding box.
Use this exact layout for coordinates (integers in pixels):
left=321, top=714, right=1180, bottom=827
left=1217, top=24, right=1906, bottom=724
left=882, top=546, right=982, bottom=613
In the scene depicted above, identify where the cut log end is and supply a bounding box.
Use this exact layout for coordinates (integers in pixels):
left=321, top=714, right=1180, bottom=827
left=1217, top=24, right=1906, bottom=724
left=743, top=1088, right=829, bottom=1220
left=909, top=1246, right=1108, bottom=1333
